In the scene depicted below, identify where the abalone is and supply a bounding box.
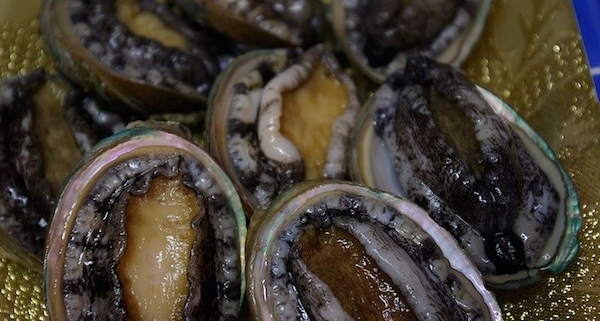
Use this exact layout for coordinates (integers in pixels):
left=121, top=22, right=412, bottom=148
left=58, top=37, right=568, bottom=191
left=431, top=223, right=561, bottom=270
left=45, top=122, right=247, bottom=320
left=205, top=44, right=360, bottom=215
left=0, top=70, right=123, bottom=257
left=329, top=0, right=492, bottom=83
left=247, top=180, right=504, bottom=320
left=40, top=0, right=222, bottom=113
left=351, top=56, right=581, bottom=288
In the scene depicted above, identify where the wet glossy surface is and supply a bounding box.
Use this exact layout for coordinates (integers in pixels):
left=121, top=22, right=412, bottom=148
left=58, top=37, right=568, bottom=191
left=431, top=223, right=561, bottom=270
left=1, top=0, right=599, bottom=320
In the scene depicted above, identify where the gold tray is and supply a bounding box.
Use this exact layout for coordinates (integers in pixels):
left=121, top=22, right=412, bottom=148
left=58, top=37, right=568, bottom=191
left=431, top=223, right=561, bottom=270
left=1, top=0, right=599, bottom=319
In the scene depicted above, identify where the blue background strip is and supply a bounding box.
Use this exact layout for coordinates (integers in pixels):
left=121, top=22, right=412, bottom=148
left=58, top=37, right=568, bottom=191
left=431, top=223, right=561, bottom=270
left=572, top=0, right=600, bottom=99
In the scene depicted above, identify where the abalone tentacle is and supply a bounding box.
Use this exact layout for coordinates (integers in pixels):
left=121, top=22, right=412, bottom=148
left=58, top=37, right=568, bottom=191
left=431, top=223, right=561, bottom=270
left=226, top=52, right=291, bottom=209
left=257, top=47, right=321, bottom=190
left=256, top=44, right=359, bottom=187
left=373, top=56, right=560, bottom=274
left=0, top=70, right=49, bottom=255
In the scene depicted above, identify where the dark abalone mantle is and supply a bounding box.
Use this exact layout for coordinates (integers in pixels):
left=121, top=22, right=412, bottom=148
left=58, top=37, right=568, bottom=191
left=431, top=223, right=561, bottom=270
left=0, top=70, right=110, bottom=257
left=67, top=0, right=219, bottom=96
left=62, top=153, right=241, bottom=320
left=372, top=56, right=564, bottom=277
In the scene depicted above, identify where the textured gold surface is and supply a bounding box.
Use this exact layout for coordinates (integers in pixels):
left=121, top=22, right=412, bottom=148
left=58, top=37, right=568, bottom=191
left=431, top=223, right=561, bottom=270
left=1, top=0, right=599, bottom=320
left=462, top=0, right=600, bottom=320
left=0, top=258, right=47, bottom=320
left=0, top=20, right=53, bottom=77
left=0, top=233, right=47, bottom=320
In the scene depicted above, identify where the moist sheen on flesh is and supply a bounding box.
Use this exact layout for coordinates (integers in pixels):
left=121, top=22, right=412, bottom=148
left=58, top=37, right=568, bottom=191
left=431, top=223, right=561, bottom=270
left=371, top=55, right=561, bottom=276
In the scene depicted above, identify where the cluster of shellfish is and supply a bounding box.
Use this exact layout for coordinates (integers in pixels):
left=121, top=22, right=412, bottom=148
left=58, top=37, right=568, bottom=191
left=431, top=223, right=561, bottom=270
left=0, top=0, right=582, bottom=320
